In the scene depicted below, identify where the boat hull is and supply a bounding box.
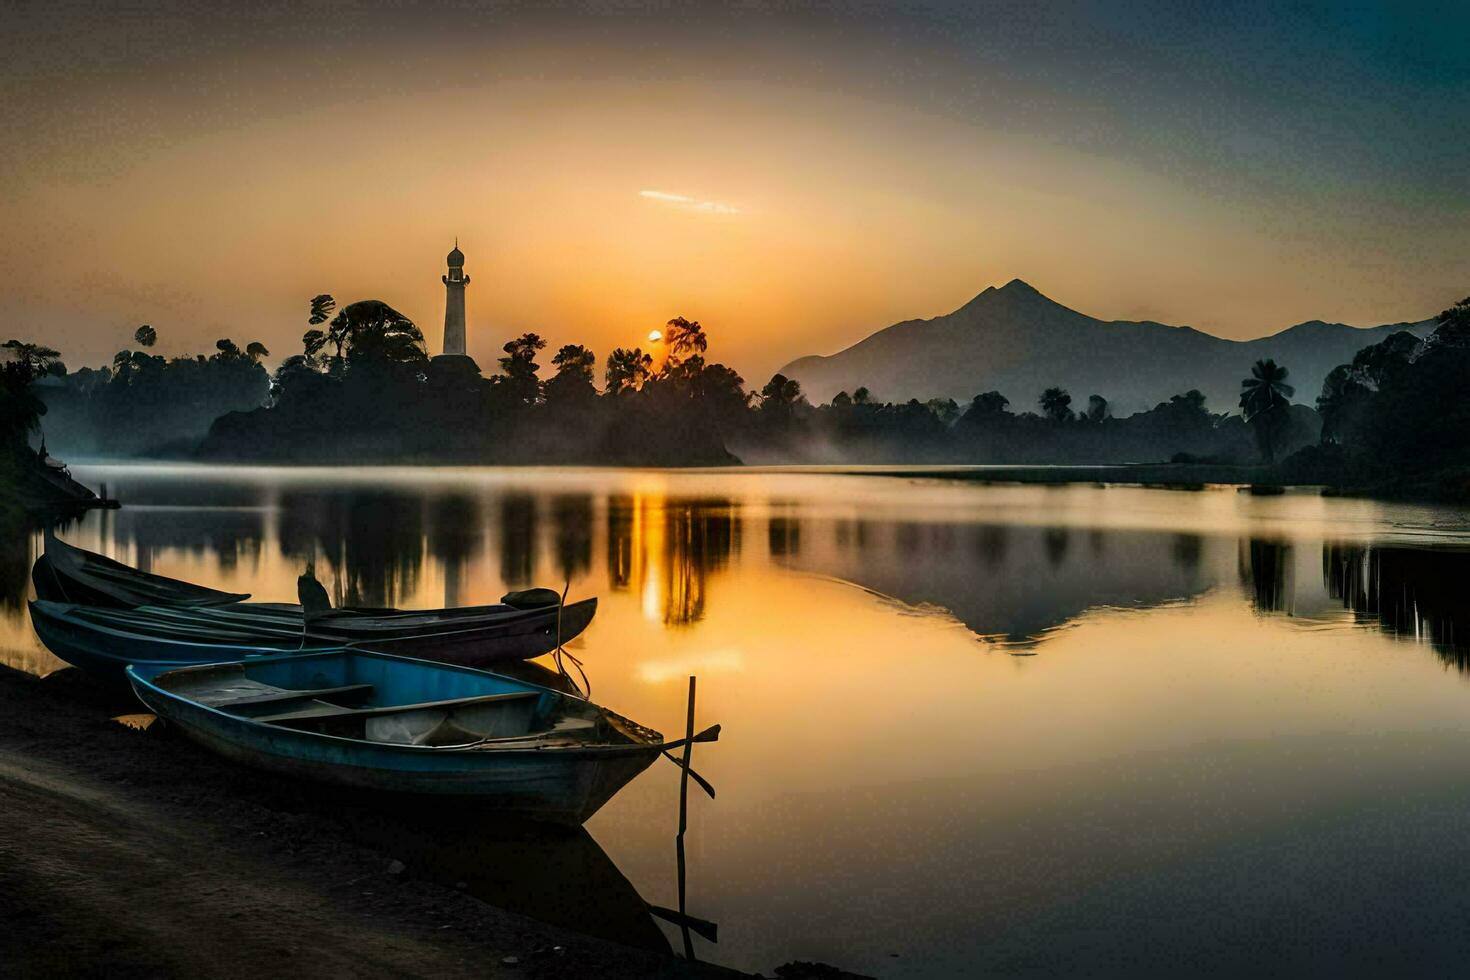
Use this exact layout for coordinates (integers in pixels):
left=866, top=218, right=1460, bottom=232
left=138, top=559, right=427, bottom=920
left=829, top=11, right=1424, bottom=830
left=127, top=652, right=662, bottom=825
left=28, top=598, right=597, bottom=681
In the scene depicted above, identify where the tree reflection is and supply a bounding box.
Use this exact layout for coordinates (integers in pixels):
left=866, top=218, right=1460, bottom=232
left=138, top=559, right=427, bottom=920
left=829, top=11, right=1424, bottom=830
left=661, top=499, right=738, bottom=626
left=552, top=494, right=594, bottom=582
left=279, top=490, right=423, bottom=607
left=1324, top=543, right=1470, bottom=671
left=1043, top=527, right=1070, bottom=568
left=427, top=494, right=482, bottom=608
left=113, top=507, right=266, bottom=574
left=1239, top=538, right=1293, bottom=613
left=974, top=524, right=1008, bottom=567
left=498, top=495, right=537, bottom=588
left=768, top=515, right=801, bottom=558
left=605, top=495, right=740, bottom=625
left=0, top=517, right=33, bottom=618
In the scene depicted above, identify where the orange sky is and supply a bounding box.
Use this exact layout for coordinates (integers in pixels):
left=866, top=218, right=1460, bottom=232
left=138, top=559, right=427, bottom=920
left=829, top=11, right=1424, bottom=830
left=2, top=4, right=1465, bottom=384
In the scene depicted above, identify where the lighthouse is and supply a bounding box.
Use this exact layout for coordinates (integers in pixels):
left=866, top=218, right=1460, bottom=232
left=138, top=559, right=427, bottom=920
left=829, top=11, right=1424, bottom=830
left=442, top=239, right=469, bottom=355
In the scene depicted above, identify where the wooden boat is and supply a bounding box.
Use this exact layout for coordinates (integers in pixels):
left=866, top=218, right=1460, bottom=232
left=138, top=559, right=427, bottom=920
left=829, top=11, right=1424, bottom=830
left=35, top=533, right=578, bottom=625
left=28, top=597, right=597, bottom=680
left=126, top=649, right=716, bottom=824
left=34, top=530, right=251, bottom=608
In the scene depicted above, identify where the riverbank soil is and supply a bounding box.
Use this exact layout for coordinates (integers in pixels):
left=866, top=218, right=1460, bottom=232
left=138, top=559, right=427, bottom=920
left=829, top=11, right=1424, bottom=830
left=0, top=665, right=734, bottom=978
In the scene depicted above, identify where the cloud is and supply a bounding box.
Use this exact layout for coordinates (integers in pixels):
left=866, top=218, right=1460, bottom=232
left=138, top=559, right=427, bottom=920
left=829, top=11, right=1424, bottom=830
left=639, top=189, right=740, bottom=215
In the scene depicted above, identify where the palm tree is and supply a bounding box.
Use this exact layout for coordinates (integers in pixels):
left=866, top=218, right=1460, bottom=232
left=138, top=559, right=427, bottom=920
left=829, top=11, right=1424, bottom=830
left=605, top=347, right=652, bottom=395
left=1239, top=358, right=1294, bottom=463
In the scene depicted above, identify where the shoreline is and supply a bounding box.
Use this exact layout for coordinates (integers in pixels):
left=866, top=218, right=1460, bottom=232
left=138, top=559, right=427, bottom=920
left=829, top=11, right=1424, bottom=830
left=0, top=663, right=737, bottom=978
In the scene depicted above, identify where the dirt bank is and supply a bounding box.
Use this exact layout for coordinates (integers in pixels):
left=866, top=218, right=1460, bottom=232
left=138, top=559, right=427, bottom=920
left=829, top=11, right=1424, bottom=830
left=0, top=664, right=737, bottom=978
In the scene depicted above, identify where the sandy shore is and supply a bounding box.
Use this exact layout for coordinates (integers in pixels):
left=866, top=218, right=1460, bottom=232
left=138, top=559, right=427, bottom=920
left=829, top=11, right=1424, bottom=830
left=0, top=663, right=740, bottom=978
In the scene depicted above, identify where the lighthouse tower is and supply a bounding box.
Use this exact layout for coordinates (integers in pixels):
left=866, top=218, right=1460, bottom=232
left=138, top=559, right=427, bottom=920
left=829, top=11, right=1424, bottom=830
left=442, top=240, right=470, bottom=355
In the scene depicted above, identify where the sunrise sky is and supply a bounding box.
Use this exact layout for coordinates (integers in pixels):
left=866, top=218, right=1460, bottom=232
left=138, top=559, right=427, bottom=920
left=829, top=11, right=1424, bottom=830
left=2, top=1, right=1466, bottom=383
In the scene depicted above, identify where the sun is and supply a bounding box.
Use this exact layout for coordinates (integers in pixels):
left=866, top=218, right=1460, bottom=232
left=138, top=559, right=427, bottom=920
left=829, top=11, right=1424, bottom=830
left=647, top=330, right=663, bottom=343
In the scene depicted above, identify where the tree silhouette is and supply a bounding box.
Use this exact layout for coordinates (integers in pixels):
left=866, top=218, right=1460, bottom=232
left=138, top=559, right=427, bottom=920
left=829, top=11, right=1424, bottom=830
left=1239, top=358, right=1294, bottom=463
left=134, top=325, right=157, bottom=348
left=1432, top=296, right=1470, bottom=347
left=332, top=301, right=427, bottom=368
left=2, top=340, right=66, bottom=447
left=605, top=347, right=652, bottom=395
left=925, top=397, right=960, bottom=425
left=544, top=344, right=598, bottom=406
left=245, top=342, right=270, bottom=362
left=852, top=386, right=872, bottom=405
left=759, top=373, right=803, bottom=410
left=966, top=391, right=1010, bottom=418
left=660, top=317, right=708, bottom=377
left=1039, top=387, right=1073, bottom=422
left=1084, top=394, right=1109, bottom=423
left=308, top=294, right=337, bottom=326
left=496, top=333, right=545, bottom=404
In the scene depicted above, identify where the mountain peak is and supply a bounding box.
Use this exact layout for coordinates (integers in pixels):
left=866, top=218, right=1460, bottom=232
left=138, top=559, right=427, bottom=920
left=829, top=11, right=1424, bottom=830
left=959, top=277, right=1055, bottom=315
left=999, top=278, right=1040, bottom=294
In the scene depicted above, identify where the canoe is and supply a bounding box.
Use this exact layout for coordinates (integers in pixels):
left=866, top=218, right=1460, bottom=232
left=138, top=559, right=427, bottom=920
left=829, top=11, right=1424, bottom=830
left=35, top=530, right=251, bottom=608
left=126, top=649, right=714, bottom=824
left=35, top=534, right=578, bottom=627
left=28, top=597, right=598, bottom=680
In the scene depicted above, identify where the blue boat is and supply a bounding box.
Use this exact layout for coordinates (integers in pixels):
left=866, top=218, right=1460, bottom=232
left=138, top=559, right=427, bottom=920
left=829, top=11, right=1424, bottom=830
left=127, top=649, right=715, bottom=825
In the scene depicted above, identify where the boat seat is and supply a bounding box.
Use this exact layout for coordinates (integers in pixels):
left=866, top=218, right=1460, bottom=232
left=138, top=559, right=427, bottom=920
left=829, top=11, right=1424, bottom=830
left=257, top=690, right=539, bottom=726
left=211, top=684, right=376, bottom=714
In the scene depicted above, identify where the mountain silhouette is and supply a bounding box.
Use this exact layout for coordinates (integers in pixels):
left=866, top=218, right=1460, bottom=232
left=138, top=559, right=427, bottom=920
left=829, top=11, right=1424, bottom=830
left=779, top=280, right=1434, bottom=413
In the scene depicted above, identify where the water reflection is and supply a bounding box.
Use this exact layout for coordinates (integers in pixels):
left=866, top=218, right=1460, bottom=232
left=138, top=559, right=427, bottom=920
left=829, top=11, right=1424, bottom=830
left=17, top=471, right=1470, bottom=974
left=113, top=507, right=266, bottom=573
left=605, top=497, right=739, bottom=626
left=552, top=495, right=594, bottom=581
left=1239, top=538, right=1294, bottom=614
left=777, top=520, right=1222, bottom=647
left=1324, top=543, right=1470, bottom=672
left=279, top=490, right=424, bottom=607
left=0, top=519, right=32, bottom=615
left=498, top=494, right=537, bottom=588
left=426, top=494, right=481, bottom=607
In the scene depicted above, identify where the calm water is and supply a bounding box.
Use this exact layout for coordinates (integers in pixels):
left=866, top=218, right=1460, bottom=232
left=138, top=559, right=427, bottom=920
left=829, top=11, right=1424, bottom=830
left=8, top=465, right=1470, bottom=976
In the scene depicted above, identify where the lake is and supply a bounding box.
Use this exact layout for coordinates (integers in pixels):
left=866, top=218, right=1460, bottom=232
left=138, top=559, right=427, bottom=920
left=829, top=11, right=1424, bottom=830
left=7, top=464, right=1470, bottom=976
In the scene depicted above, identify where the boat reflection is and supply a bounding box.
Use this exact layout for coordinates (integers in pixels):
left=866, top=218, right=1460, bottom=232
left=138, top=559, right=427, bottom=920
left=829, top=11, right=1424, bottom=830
left=341, top=804, right=674, bottom=953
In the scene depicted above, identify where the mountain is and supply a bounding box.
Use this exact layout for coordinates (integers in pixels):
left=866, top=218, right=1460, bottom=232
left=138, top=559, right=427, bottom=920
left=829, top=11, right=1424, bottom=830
left=778, top=280, right=1435, bottom=414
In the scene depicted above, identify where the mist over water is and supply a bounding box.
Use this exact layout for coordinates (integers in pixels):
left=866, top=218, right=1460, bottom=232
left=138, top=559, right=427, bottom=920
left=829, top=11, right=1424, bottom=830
left=8, top=465, right=1470, bottom=975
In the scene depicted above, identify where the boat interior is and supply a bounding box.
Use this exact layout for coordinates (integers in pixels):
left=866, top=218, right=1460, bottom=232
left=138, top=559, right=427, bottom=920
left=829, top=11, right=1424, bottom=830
left=147, top=652, right=649, bottom=749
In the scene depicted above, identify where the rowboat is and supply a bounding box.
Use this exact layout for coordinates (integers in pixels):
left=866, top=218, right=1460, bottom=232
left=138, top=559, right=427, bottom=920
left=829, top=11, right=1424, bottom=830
left=28, top=597, right=597, bottom=680
left=126, top=649, right=717, bottom=824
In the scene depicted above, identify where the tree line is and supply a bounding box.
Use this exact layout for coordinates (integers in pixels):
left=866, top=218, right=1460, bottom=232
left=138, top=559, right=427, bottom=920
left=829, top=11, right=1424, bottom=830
left=6, top=290, right=1467, bottom=484
left=24, top=325, right=271, bottom=456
